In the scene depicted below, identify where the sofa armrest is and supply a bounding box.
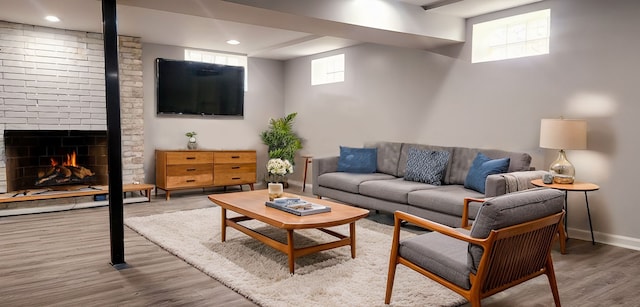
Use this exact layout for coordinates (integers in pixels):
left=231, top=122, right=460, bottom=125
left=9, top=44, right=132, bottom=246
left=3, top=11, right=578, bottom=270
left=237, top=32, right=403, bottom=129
left=485, top=170, right=548, bottom=197
left=312, top=156, right=339, bottom=196
left=485, top=174, right=507, bottom=197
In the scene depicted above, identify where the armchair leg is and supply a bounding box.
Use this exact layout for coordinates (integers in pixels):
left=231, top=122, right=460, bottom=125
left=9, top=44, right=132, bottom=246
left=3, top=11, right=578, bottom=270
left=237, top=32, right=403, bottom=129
left=385, top=213, right=404, bottom=304
left=545, top=257, right=562, bottom=306
left=385, top=256, right=398, bottom=304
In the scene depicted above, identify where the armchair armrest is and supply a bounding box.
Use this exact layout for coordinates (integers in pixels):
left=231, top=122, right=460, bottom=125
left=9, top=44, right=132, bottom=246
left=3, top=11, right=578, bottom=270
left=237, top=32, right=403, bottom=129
left=461, top=197, right=486, bottom=229
left=393, top=211, right=488, bottom=246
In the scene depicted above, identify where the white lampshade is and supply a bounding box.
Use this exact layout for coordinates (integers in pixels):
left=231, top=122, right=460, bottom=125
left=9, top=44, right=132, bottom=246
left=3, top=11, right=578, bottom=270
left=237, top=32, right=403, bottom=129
left=539, top=119, right=587, bottom=150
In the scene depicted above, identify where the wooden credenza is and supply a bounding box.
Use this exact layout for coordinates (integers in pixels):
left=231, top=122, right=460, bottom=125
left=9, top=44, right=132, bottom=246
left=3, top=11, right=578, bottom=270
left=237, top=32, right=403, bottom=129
left=155, top=150, right=256, bottom=200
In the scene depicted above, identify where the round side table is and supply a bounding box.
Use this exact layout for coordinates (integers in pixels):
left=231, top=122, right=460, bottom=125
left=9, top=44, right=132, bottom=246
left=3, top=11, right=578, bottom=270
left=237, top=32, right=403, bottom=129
left=531, top=179, right=600, bottom=247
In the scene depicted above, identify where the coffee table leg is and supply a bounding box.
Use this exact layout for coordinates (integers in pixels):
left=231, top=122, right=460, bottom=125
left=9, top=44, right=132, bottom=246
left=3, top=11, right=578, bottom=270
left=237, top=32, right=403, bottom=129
left=287, top=229, right=295, bottom=274
left=221, top=207, right=227, bottom=242
left=350, top=222, right=356, bottom=258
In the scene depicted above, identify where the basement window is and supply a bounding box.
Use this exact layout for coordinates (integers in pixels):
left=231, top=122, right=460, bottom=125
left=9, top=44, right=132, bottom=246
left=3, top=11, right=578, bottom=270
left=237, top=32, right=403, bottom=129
left=184, top=49, right=248, bottom=91
left=472, top=9, right=550, bottom=63
left=312, top=54, right=345, bottom=85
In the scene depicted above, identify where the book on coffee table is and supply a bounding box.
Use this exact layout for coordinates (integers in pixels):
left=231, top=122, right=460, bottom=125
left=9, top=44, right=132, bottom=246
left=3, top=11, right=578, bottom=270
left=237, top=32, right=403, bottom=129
left=265, top=197, right=331, bottom=216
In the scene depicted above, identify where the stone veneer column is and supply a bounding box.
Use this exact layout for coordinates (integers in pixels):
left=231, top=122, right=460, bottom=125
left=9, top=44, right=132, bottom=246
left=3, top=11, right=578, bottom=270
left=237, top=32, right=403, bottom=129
left=0, top=21, right=145, bottom=192
left=118, top=36, right=144, bottom=184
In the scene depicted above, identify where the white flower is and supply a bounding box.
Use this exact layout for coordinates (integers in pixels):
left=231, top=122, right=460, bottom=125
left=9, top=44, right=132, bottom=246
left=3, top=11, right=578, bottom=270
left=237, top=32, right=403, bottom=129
left=189, top=137, right=196, bottom=143
left=267, top=158, right=294, bottom=175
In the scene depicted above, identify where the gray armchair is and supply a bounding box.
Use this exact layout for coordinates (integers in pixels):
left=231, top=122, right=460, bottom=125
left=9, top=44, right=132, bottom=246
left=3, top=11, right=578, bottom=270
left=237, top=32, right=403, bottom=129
left=385, top=188, right=565, bottom=306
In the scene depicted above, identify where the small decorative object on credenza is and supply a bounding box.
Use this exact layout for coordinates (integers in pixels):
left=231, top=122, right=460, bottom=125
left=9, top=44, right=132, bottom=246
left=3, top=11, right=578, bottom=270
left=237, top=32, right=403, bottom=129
left=539, top=118, right=587, bottom=184
left=265, top=197, right=331, bottom=216
left=543, top=173, right=554, bottom=184
left=185, top=131, right=198, bottom=150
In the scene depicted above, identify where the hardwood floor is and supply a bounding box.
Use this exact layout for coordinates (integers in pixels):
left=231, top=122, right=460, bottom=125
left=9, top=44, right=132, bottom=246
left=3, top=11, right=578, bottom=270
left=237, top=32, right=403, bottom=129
left=1, top=185, right=639, bottom=306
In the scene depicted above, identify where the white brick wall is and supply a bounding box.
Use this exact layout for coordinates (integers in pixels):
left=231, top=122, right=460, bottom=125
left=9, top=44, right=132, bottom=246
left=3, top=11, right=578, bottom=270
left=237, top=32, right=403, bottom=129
left=0, top=21, right=145, bottom=192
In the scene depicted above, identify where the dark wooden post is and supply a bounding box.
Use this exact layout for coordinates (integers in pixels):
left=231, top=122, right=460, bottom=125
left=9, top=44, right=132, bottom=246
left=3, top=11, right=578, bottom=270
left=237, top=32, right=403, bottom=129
left=102, top=0, right=126, bottom=268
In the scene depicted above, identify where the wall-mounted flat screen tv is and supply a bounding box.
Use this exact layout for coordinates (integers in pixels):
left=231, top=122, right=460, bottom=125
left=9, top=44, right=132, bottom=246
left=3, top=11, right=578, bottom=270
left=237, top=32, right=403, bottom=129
left=156, top=58, right=244, bottom=117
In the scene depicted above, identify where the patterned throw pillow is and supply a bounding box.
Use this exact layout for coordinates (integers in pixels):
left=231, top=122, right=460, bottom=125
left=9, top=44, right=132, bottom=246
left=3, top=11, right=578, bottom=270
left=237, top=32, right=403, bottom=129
left=404, top=148, right=450, bottom=185
left=337, top=146, right=378, bottom=173
left=464, top=152, right=510, bottom=194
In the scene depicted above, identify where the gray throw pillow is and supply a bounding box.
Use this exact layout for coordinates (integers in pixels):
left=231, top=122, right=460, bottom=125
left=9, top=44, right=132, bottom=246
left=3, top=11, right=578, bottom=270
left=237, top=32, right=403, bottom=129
left=404, top=148, right=450, bottom=185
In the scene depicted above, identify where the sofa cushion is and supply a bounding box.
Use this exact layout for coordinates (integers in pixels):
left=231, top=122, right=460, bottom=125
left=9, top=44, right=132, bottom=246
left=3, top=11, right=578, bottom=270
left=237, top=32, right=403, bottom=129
left=337, top=146, right=377, bottom=173
left=407, top=185, right=484, bottom=217
left=360, top=178, right=437, bottom=204
left=398, top=144, right=454, bottom=178
left=404, top=148, right=450, bottom=185
left=317, top=172, right=396, bottom=194
left=364, top=141, right=403, bottom=176
left=463, top=153, right=510, bottom=194
left=399, top=230, right=471, bottom=290
left=446, top=147, right=532, bottom=185
left=468, top=188, right=565, bottom=273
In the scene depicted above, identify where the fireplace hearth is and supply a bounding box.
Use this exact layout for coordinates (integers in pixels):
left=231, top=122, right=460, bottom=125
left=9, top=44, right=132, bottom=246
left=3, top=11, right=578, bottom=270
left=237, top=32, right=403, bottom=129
left=4, top=130, right=108, bottom=192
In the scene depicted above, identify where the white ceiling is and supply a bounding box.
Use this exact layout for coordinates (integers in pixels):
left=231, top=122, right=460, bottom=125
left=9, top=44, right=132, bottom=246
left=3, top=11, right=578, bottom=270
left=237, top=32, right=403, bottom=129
left=0, top=0, right=541, bottom=60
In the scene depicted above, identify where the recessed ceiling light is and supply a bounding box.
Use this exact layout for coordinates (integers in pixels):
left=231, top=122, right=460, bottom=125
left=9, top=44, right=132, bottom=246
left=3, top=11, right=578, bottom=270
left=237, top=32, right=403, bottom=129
left=45, top=15, right=60, bottom=22
left=226, top=40, right=240, bottom=45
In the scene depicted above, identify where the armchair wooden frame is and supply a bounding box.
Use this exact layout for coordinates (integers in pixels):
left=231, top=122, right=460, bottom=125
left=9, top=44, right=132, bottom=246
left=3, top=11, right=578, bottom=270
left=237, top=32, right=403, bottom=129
left=385, top=208, right=564, bottom=306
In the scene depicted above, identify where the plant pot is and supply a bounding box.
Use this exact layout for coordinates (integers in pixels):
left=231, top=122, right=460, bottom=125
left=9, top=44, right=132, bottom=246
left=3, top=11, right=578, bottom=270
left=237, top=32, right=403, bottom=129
left=187, top=142, right=197, bottom=150
left=265, top=173, right=288, bottom=188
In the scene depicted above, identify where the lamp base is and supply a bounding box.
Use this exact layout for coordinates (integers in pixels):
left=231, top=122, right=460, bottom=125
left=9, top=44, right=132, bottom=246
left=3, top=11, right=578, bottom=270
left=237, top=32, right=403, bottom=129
left=549, top=149, right=575, bottom=184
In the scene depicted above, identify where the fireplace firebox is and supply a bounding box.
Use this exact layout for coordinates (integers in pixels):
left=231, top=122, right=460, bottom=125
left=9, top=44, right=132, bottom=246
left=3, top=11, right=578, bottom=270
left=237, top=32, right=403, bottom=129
left=4, top=130, right=108, bottom=192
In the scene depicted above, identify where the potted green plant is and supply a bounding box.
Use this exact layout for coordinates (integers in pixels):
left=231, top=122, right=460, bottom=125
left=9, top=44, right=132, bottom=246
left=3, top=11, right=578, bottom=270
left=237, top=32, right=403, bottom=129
left=260, top=113, right=303, bottom=185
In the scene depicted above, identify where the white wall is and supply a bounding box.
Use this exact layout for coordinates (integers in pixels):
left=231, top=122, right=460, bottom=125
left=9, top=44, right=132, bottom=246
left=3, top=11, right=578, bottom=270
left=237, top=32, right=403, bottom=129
left=284, top=0, right=640, bottom=249
left=141, top=43, right=285, bottom=186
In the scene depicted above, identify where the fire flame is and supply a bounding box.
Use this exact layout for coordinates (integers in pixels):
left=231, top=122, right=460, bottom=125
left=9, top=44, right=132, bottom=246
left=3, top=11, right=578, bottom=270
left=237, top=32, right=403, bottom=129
left=50, top=151, right=78, bottom=167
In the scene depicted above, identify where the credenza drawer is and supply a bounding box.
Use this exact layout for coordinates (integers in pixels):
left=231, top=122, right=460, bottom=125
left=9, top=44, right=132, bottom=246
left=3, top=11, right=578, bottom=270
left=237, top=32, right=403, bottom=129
left=213, top=151, right=256, bottom=164
left=166, top=174, right=214, bottom=188
left=213, top=172, right=256, bottom=186
left=213, top=163, right=256, bottom=174
left=167, top=164, right=213, bottom=176
left=166, top=152, right=214, bottom=165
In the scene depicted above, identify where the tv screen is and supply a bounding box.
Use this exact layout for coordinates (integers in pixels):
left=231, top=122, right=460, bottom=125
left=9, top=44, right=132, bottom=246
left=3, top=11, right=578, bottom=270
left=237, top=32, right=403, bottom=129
left=156, top=58, right=244, bottom=116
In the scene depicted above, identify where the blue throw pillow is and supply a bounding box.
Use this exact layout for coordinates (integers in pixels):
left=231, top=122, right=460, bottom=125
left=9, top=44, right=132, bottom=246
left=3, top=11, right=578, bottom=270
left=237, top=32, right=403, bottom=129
left=337, top=146, right=377, bottom=173
left=404, top=148, right=450, bottom=185
left=464, top=153, right=510, bottom=194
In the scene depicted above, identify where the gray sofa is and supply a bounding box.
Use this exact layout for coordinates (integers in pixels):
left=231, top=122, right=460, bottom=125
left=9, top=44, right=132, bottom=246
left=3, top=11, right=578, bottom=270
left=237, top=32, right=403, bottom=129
left=312, top=141, right=544, bottom=227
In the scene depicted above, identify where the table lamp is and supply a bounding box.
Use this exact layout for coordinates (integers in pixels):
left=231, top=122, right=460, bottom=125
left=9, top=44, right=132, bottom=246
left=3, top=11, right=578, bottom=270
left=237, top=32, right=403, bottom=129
left=539, top=118, right=587, bottom=184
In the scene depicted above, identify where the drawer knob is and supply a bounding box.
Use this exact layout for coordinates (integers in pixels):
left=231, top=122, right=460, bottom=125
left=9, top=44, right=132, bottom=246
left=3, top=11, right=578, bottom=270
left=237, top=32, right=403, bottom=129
left=186, top=156, right=196, bottom=160
left=232, top=177, right=241, bottom=180
left=231, top=156, right=240, bottom=159
left=231, top=166, right=240, bottom=169
left=187, top=168, right=196, bottom=171
left=186, top=179, right=196, bottom=183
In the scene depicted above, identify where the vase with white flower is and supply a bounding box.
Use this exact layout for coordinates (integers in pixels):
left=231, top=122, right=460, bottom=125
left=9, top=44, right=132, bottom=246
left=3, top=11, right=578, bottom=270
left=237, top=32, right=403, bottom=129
left=266, top=158, right=294, bottom=188
left=186, top=131, right=197, bottom=150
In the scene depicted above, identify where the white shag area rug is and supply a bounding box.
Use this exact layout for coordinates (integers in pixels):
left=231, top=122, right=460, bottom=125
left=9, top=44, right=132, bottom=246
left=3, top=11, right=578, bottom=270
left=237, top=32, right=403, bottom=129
left=124, top=207, right=466, bottom=307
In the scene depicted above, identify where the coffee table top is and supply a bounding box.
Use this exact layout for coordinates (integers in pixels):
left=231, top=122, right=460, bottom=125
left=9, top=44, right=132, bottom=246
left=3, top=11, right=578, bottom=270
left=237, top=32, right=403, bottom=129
left=208, top=190, right=369, bottom=229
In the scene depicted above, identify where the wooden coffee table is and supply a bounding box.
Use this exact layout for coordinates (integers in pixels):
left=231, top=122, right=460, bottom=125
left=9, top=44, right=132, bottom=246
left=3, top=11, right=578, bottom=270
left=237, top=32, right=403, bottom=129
left=208, top=190, right=369, bottom=274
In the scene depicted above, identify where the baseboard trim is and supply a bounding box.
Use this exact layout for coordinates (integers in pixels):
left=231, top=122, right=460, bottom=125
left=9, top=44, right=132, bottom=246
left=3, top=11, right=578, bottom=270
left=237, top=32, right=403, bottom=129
left=567, top=227, right=640, bottom=251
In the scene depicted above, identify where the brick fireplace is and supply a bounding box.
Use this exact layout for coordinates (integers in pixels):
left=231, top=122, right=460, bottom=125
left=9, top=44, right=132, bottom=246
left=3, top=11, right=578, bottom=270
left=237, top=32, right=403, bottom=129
left=0, top=21, right=145, bottom=194
left=3, top=130, right=108, bottom=192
